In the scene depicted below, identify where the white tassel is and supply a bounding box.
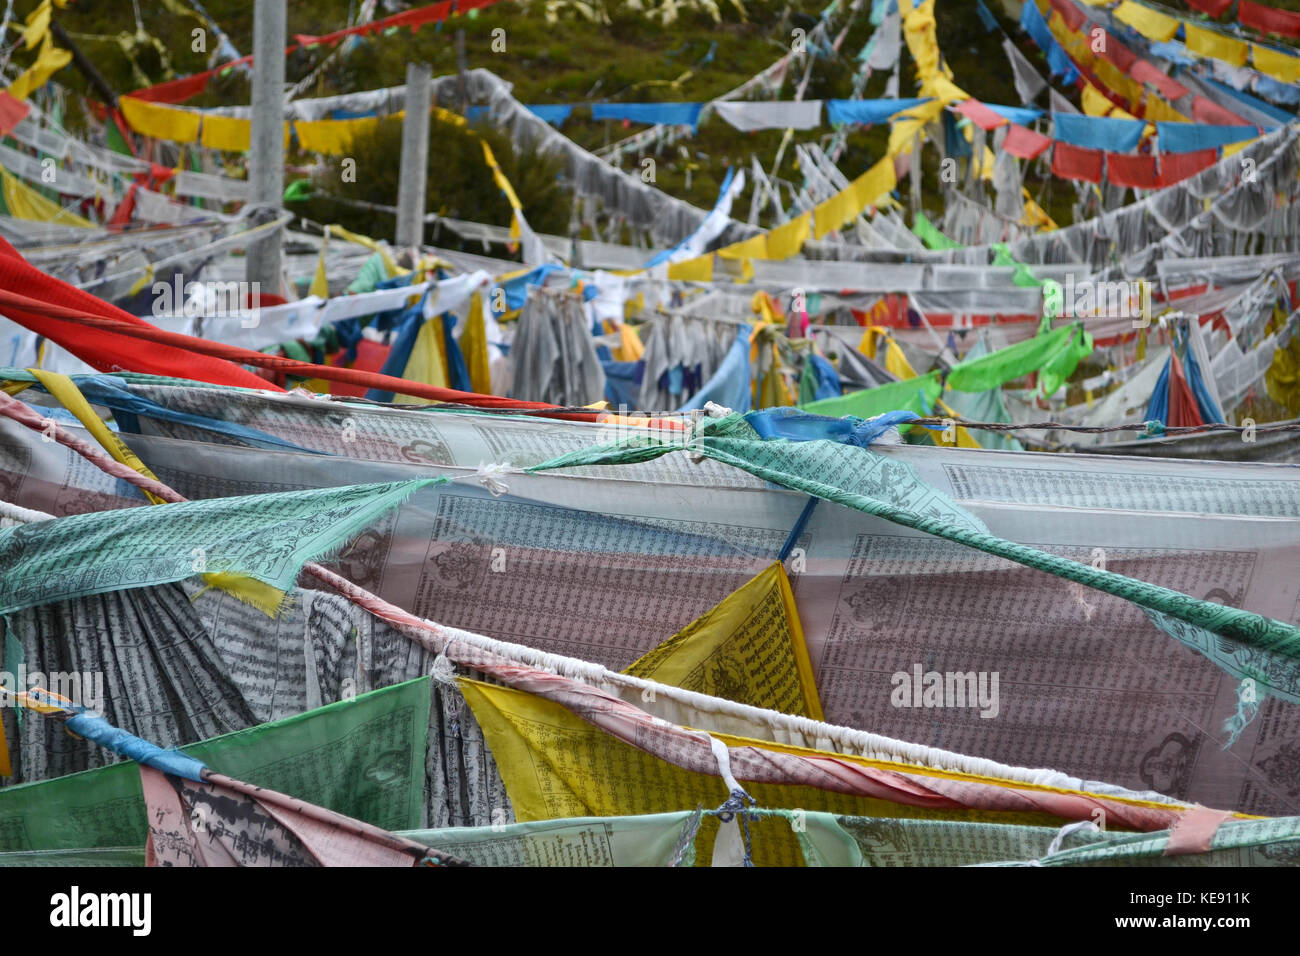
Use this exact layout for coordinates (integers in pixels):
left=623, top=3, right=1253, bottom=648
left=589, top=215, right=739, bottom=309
left=475, top=460, right=515, bottom=497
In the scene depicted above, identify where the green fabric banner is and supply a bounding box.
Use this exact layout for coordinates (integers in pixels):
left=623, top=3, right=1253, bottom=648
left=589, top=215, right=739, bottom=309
left=804, top=370, right=942, bottom=418
left=0, top=480, right=435, bottom=615
left=912, top=211, right=963, bottom=250
left=0, top=677, right=431, bottom=853
left=946, top=323, right=1091, bottom=394
left=802, top=323, right=1092, bottom=418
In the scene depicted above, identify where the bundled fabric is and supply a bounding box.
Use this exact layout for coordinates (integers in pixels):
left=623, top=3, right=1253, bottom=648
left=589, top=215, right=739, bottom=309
left=9, top=378, right=1300, bottom=816
left=509, top=287, right=607, bottom=406
left=678, top=324, right=753, bottom=414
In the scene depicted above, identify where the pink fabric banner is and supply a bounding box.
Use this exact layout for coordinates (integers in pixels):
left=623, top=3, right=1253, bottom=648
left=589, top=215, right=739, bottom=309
left=1004, top=123, right=1053, bottom=159
left=141, top=767, right=466, bottom=867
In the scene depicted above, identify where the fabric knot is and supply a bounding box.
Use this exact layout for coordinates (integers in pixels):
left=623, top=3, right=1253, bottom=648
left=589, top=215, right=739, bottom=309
left=475, top=461, right=515, bottom=497
left=430, top=654, right=457, bottom=687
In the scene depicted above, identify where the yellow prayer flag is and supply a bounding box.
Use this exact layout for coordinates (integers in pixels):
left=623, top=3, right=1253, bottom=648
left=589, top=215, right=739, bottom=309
left=850, top=155, right=897, bottom=213
left=1185, top=24, right=1249, bottom=68
left=458, top=678, right=1107, bottom=866
left=883, top=337, right=919, bottom=380
left=667, top=254, right=713, bottom=282
left=0, top=167, right=93, bottom=228
left=765, top=211, right=810, bottom=260
left=295, top=115, right=382, bottom=155
left=481, top=140, right=523, bottom=211
left=1114, top=1, right=1180, bottom=43
left=310, top=231, right=330, bottom=299
left=901, top=0, right=941, bottom=80
left=201, top=114, right=249, bottom=152
left=120, top=97, right=201, bottom=143
left=8, top=32, right=71, bottom=101
left=612, top=321, right=644, bottom=362
left=1253, top=44, right=1300, bottom=85
left=394, top=316, right=450, bottom=403
left=1223, top=137, right=1257, bottom=158
left=716, top=233, right=768, bottom=260
left=1144, top=96, right=1190, bottom=124
left=461, top=291, right=494, bottom=394
left=24, top=0, right=51, bottom=50
left=1082, top=83, right=1115, bottom=118
left=623, top=563, right=823, bottom=720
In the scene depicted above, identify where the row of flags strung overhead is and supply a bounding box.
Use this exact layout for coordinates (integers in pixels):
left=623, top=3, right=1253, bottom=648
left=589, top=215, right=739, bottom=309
left=1119, top=0, right=1300, bottom=43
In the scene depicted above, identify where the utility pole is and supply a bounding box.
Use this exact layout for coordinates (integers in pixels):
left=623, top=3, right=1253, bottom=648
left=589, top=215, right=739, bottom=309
left=395, top=62, right=432, bottom=251
left=455, top=30, right=468, bottom=112
left=247, top=0, right=286, bottom=296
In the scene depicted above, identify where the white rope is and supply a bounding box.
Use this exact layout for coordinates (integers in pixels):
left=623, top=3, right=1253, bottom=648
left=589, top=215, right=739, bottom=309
left=471, top=461, right=519, bottom=498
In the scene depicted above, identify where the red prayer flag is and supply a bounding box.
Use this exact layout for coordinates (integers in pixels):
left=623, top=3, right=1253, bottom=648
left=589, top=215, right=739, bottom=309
left=1158, top=147, right=1218, bottom=186
left=1049, top=0, right=1086, bottom=32
left=0, top=91, right=30, bottom=138
left=1240, top=1, right=1300, bottom=38
left=1106, top=152, right=1161, bottom=189
left=1052, top=142, right=1104, bottom=183
left=1131, top=59, right=1190, bottom=101
left=1185, top=0, right=1232, bottom=14
left=953, top=98, right=1008, bottom=131
left=1098, top=32, right=1138, bottom=72
left=124, top=71, right=211, bottom=104
left=387, top=0, right=453, bottom=29
left=1004, top=123, right=1053, bottom=160
left=1192, top=94, right=1246, bottom=126
left=1166, top=351, right=1206, bottom=428
left=0, top=237, right=279, bottom=391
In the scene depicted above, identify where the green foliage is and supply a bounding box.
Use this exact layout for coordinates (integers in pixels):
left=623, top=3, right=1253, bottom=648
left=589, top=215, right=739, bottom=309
left=19, top=0, right=1300, bottom=235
